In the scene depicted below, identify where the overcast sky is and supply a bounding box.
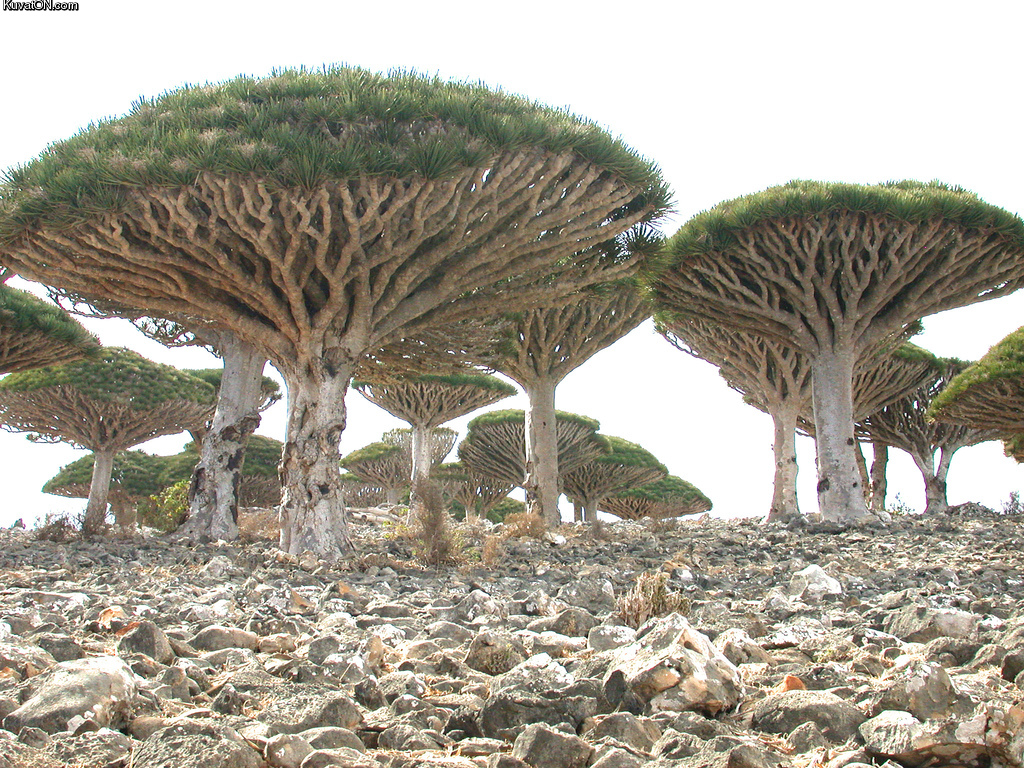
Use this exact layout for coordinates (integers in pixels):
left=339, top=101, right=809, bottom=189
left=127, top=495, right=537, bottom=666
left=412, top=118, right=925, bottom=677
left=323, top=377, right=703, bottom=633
left=2, top=0, right=1024, bottom=526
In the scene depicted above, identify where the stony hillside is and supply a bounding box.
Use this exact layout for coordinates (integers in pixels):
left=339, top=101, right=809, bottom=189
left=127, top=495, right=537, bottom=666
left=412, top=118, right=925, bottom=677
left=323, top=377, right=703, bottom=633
left=0, top=505, right=1022, bottom=768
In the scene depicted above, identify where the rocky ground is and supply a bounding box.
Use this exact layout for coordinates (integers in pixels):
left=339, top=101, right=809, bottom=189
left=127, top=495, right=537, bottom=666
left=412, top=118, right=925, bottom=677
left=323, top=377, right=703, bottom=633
left=0, top=504, right=1023, bottom=768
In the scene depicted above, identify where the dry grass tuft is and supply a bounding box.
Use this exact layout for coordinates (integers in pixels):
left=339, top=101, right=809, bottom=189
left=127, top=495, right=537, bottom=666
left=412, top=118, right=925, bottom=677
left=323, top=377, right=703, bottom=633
left=616, top=571, right=689, bottom=629
left=237, top=507, right=278, bottom=542
left=501, top=511, right=546, bottom=540
left=411, top=482, right=462, bottom=567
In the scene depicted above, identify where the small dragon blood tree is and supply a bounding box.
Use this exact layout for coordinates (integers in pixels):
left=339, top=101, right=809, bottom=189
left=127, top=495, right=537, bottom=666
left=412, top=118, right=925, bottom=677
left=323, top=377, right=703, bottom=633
left=352, top=372, right=515, bottom=501
left=648, top=180, right=1024, bottom=522
left=598, top=474, right=712, bottom=521
left=0, top=67, right=669, bottom=556
left=562, top=435, right=667, bottom=524
left=433, top=461, right=516, bottom=522
left=0, top=283, right=98, bottom=374
left=0, top=348, right=215, bottom=534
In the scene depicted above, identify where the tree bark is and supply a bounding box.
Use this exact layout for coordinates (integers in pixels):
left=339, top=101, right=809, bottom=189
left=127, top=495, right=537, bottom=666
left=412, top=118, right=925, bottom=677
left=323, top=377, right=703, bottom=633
left=765, top=401, right=800, bottom=522
left=811, top=346, right=869, bottom=521
left=854, top=441, right=870, bottom=502
left=278, top=359, right=355, bottom=557
left=409, top=422, right=433, bottom=508
left=181, top=338, right=267, bottom=542
left=917, top=448, right=951, bottom=515
left=870, top=443, right=889, bottom=512
left=524, top=378, right=560, bottom=527
left=84, top=447, right=115, bottom=535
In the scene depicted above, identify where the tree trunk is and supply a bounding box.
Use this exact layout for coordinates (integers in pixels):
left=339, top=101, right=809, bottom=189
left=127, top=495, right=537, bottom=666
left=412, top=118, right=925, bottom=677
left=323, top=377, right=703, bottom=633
left=386, top=486, right=402, bottom=507
left=854, top=441, right=870, bottom=502
left=572, top=499, right=583, bottom=523
left=524, top=378, right=560, bottom=527
left=84, top=447, right=115, bottom=535
left=870, top=443, right=889, bottom=512
left=278, top=359, right=355, bottom=557
left=765, top=401, right=800, bottom=522
left=811, top=346, right=869, bottom=522
left=584, top=498, right=599, bottom=528
left=181, top=338, right=266, bottom=542
left=920, top=448, right=952, bottom=515
left=409, top=422, right=433, bottom=508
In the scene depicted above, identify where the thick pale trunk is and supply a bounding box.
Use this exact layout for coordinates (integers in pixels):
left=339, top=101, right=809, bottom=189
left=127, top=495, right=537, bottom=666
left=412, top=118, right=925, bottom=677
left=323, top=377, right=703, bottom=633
left=584, top=498, right=599, bottom=527
left=765, top=401, right=800, bottom=522
left=870, top=443, right=889, bottom=512
left=409, top=422, right=433, bottom=507
left=278, top=360, right=354, bottom=557
left=181, top=339, right=267, bottom=542
left=84, top=448, right=115, bottom=535
left=811, top=346, right=869, bottom=522
left=524, top=378, right=560, bottom=527
left=917, top=449, right=950, bottom=515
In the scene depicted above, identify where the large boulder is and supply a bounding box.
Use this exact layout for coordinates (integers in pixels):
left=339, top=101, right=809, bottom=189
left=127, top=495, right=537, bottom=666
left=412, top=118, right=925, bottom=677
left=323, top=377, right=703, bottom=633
left=604, top=613, right=742, bottom=716
left=3, top=656, right=140, bottom=734
left=128, top=720, right=262, bottom=768
left=511, top=722, right=594, bottom=768
left=751, top=690, right=866, bottom=743
left=883, top=605, right=979, bottom=643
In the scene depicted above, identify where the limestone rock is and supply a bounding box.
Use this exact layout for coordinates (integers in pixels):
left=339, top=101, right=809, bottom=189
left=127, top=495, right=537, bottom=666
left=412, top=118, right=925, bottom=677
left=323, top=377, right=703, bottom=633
left=129, top=720, right=262, bottom=768
left=751, top=690, right=866, bottom=742
left=511, top=722, right=594, bottom=768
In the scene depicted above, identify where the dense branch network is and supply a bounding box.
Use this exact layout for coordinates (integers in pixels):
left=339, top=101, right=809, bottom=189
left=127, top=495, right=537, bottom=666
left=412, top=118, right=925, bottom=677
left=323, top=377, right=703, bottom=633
left=0, top=283, right=99, bottom=375
left=598, top=475, right=712, bottom=520
left=562, top=436, right=667, bottom=523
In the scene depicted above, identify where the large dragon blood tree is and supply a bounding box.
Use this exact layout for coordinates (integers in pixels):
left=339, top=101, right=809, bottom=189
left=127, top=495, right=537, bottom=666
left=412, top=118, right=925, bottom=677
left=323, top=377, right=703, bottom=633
left=484, top=281, right=650, bottom=526
left=0, top=348, right=215, bottom=533
left=0, top=283, right=99, bottom=374
left=657, top=312, right=935, bottom=519
left=647, top=181, right=1024, bottom=522
left=860, top=352, right=998, bottom=514
left=159, top=434, right=285, bottom=509
left=458, top=409, right=608, bottom=497
left=0, top=67, right=669, bottom=556
left=598, top=474, right=711, bottom=521
left=561, top=435, right=667, bottom=524
left=352, top=371, right=516, bottom=502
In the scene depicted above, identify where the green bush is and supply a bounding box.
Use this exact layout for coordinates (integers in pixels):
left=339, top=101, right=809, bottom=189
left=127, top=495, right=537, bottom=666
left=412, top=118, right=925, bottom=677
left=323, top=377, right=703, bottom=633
left=139, top=479, right=190, bottom=532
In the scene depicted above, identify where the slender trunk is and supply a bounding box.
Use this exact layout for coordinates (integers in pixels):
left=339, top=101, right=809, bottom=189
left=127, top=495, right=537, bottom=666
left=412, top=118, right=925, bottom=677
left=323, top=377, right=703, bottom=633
left=870, top=443, right=889, bottom=512
left=811, top=346, right=869, bottom=522
left=278, top=359, right=354, bottom=557
left=765, top=400, right=800, bottom=522
left=584, top=498, right=598, bottom=528
left=84, top=447, right=115, bottom=535
left=409, top=422, right=433, bottom=508
left=921, top=448, right=952, bottom=515
left=181, top=339, right=266, bottom=542
left=386, top=486, right=402, bottom=507
left=524, top=377, right=560, bottom=527
left=572, top=499, right=583, bottom=523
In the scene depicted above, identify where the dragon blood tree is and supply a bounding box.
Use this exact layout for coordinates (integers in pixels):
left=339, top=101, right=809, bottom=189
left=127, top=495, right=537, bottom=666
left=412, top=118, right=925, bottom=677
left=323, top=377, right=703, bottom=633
left=562, top=435, right=667, bottom=524
left=433, top=461, right=516, bottom=522
left=657, top=312, right=934, bottom=519
left=598, top=474, right=711, bottom=521
left=340, top=472, right=388, bottom=509
left=861, top=353, right=998, bottom=514
left=0, top=348, right=215, bottom=533
left=341, top=442, right=410, bottom=506
left=486, top=282, right=650, bottom=525
left=159, top=435, right=284, bottom=509
left=928, top=326, right=1024, bottom=437
left=458, top=409, right=608, bottom=502
left=43, top=449, right=171, bottom=528
left=0, top=67, right=668, bottom=556
left=352, top=372, right=515, bottom=501
left=648, top=181, right=1024, bottom=522
left=0, top=283, right=99, bottom=374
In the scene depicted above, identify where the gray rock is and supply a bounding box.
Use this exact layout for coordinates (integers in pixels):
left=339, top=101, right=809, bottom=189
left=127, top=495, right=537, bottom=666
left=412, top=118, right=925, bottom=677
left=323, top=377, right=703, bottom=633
left=46, top=728, right=133, bottom=767
left=479, top=689, right=596, bottom=740
left=492, top=654, right=574, bottom=695
left=0, top=641, right=57, bottom=677
left=605, top=613, right=742, bottom=716
left=464, top=631, right=527, bottom=676
left=129, top=720, right=262, bottom=768
left=511, top=722, right=594, bottom=768
left=751, top=690, right=866, bottom=742
left=191, top=625, right=259, bottom=651
left=590, top=745, right=647, bottom=768
left=258, top=691, right=362, bottom=735
left=557, top=579, right=616, bottom=614
left=299, top=726, right=365, bottom=751
left=858, top=710, right=922, bottom=757
left=266, top=732, right=314, bottom=768
left=32, top=633, right=84, bottom=663
left=789, top=564, right=843, bottom=602
left=592, top=712, right=661, bottom=752
left=377, top=723, right=442, bottom=751
left=883, top=604, right=979, bottom=643
left=3, top=656, right=139, bottom=734
left=299, top=747, right=377, bottom=768
left=787, top=721, right=829, bottom=753
left=588, top=624, right=637, bottom=652
left=116, top=620, right=174, bottom=664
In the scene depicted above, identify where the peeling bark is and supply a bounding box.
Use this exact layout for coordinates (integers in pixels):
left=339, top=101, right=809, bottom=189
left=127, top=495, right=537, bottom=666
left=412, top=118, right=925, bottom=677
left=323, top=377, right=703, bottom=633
left=870, top=443, right=889, bottom=511
left=766, top=401, right=800, bottom=522
left=180, top=338, right=267, bottom=542
left=84, top=448, right=115, bottom=535
left=524, top=378, right=560, bottom=527
left=278, top=359, right=355, bottom=558
left=811, top=346, right=868, bottom=522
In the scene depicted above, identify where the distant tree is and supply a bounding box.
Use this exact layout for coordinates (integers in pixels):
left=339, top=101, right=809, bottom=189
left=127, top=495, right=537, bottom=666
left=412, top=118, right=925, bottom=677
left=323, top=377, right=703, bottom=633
left=340, top=472, right=388, bottom=509
left=0, top=348, right=214, bottom=533
left=928, top=326, right=1024, bottom=436
left=485, top=283, right=650, bottom=526
left=43, top=450, right=171, bottom=528
left=341, top=442, right=409, bottom=506
left=648, top=180, right=1024, bottom=522
left=353, top=372, right=515, bottom=500
left=862, top=354, right=998, bottom=514
left=658, top=312, right=933, bottom=519
left=0, top=67, right=667, bottom=556
left=598, top=474, right=712, bottom=521
left=433, top=461, right=516, bottom=522
left=562, top=436, right=667, bottom=524
left=458, top=410, right=608, bottom=503
left=0, top=283, right=99, bottom=375
left=382, top=426, right=458, bottom=469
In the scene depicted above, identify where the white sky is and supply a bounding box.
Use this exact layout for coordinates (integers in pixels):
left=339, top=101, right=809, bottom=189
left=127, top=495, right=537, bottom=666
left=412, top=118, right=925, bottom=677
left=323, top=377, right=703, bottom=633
left=2, top=0, right=1024, bottom=526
